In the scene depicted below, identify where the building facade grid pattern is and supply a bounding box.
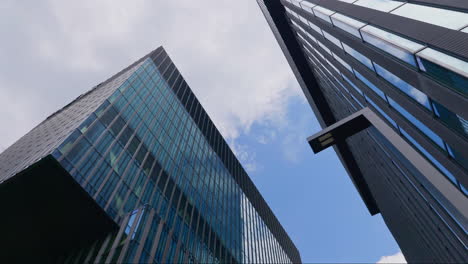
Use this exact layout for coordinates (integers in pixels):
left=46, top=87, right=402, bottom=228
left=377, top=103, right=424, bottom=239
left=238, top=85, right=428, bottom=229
left=258, top=0, right=467, bottom=262
left=0, top=46, right=300, bottom=263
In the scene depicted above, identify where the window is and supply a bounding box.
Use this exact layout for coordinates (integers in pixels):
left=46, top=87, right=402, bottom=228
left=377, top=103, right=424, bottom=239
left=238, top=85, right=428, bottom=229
left=391, top=3, right=468, bottom=30
left=337, top=0, right=358, bottom=3
left=416, top=48, right=468, bottom=96
left=374, top=63, right=431, bottom=110
left=78, top=114, right=97, bottom=134
left=360, top=25, right=424, bottom=67
left=322, top=30, right=342, bottom=48
left=114, top=94, right=128, bottom=111
left=289, top=0, right=302, bottom=9
left=95, top=100, right=110, bottom=117
left=431, top=101, right=468, bottom=139
left=388, top=97, right=445, bottom=149
left=342, top=74, right=363, bottom=96
left=106, top=142, right=123, bottom=170
left=331, top=13, right=366, bottom=38
left=307, top=20, right=323, bottom=35
left=317, top=40, right=332, bottom=55
left=312, top=6, right=334, bottom=24
left=100, top=106, right=118, bottom=127
left=135, top=144, right=148, bottom=166
left=446, top=144, right=468, bottom=172
left=296, top=13, right=310, bottom=26
left=96, top=131, right=114, bottom=155
left=333, top=53, right=353, bottom=72
left=354, top=70, right=386, bottom=100
left=108, top=90, right=121, bottom=103
left=110, top=116, right=126, bottom=136
left=66, top=137, right=91, bottom=165
left=128, top=136, right=141, bottom=156
left=399, top=128, right=458, bottom=185
left=324, top=58, right=341, bottom=75
left=299, top=0, right=315, bottom=14
left=58, top=130, right=81, bottom=155
left=367, top=97, right=398, bottom=128
left=354, top=0, right=404, bottom=12
left=342, top=43, right=374, bottom=70
left=118, top=126, right=133, bottom=147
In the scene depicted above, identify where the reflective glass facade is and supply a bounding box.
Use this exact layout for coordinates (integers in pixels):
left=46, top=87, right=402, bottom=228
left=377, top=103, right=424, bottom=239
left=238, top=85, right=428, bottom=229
left=258, top=0, right=467, bottom=263
left=0, top=47, right=300, bottom=263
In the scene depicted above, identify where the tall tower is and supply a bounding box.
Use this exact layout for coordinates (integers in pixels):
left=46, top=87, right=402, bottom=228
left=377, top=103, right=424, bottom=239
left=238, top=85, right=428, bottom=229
left=257, top=0, right=467, bottom=262
left=0, top=47, right=301, bottom=263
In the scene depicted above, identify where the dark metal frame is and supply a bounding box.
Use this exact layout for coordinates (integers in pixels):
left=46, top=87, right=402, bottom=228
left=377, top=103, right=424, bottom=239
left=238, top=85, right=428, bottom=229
left=308, top=107, right=468, bottom=231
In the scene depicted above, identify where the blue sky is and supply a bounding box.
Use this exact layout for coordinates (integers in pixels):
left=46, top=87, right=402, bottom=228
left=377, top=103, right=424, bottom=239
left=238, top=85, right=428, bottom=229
left=0, top=0, right=404, bottom=262
left=235, top=96, right=402, bottom=263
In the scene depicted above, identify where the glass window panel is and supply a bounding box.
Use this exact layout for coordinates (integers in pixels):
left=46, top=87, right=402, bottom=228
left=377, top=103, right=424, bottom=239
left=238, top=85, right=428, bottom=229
left=333, top=53, right=353, bottom=72
left=354, top=70, right=386, bottom=100
left=317, top=40, right=332, bottom=55
left=416, top=48, right=468, bottom=96
left=354, top=0, right=404, bottom=12
left=399, top=128, right=458, bottom=184
left=299, top=0, right=315, bottom=13
left=85, top=120, right=106, bottom=142
left=374, top=63, right=431, bottom=110
left=342, top=74, right=363, bottom=95
left=100, top=106, right=118, bottom=127
left=322, top=30, right=342, bottom=48
left=79, top=114, right=97, bottom=134
left=296, top=13, right=310, bottom=26
left=118, top=126, right=133, bottom=147
left=95, top=100, right=110, bottom=117
left=293, top=23, right=317, bottom=44
left=58, top=130, right=81, bottom=155
left=391, top=3, right=468, bottom=30
left=360, top=25, right=424, bottom=67
left=135, top=144, right=148, bottom=166
left=66, top=137, right=91, bottom=165
left=110, top=116, right=125, bottom=136
left=289, top=0, right=302, bottom=8
left=128, top=136, right=141, bottom=156
left=460, top=183, right=468, bottom=196
left=307, top=20, right=323, bottom=35
left=342, top=43, right=374, bottom=70
left=312, top=6, right=334, bottom=24
left=447, top=144, right=468, bottom=172
left=432, top=101, right=468, bottom=139
left=324, top=58, right=341, bottom=75
left=330, top=13, right=366, bottom=38
left=107, top=142, right=123, bottom=170
left=284, top=6, right=298, bottom=19
left=109, top=90, right=121, bottom=103
left=367, top=97, right=398, bottom=128
left=337, top=0, right=357, bottom=3
left=114, top=94, right=128, bottom=111
left=388, top=97, right=445, bottom=149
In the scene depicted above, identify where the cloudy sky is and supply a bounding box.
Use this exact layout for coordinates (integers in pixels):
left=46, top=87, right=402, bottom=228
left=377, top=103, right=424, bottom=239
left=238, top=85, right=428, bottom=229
left=0, top=0, right=404, bottom=262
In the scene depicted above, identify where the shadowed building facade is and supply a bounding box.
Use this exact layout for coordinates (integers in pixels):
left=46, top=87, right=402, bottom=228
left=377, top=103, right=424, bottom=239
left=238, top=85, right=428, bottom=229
left=257, top=0, right=468, bottom=263
left=0, top=47, right=300, bottom=263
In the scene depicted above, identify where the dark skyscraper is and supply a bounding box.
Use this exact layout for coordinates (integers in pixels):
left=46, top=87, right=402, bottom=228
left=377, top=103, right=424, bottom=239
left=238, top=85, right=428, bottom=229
left=0, top=46, right=300, bottom=263
left=258, top=0, right=467, bottom=263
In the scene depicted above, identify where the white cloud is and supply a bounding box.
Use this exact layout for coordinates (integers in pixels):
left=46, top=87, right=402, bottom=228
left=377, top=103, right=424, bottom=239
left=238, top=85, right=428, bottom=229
left=0, top=0, right=301, bottom=160
left=229, top=140, right=259, bottom=173
left=280, top=105, right=315, bottom=164
left=377, top=252, right=407, bottom=264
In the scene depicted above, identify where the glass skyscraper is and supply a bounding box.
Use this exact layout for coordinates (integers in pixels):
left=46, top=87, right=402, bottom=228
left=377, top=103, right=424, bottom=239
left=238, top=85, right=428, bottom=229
left=0, top=47, right=300, bottom=263
left=258, top=0, right=467, bottom=263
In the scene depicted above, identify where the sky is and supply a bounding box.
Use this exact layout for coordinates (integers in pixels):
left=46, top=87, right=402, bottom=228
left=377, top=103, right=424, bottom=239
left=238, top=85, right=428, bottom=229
left=0, top=0, right=405, bottom=263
